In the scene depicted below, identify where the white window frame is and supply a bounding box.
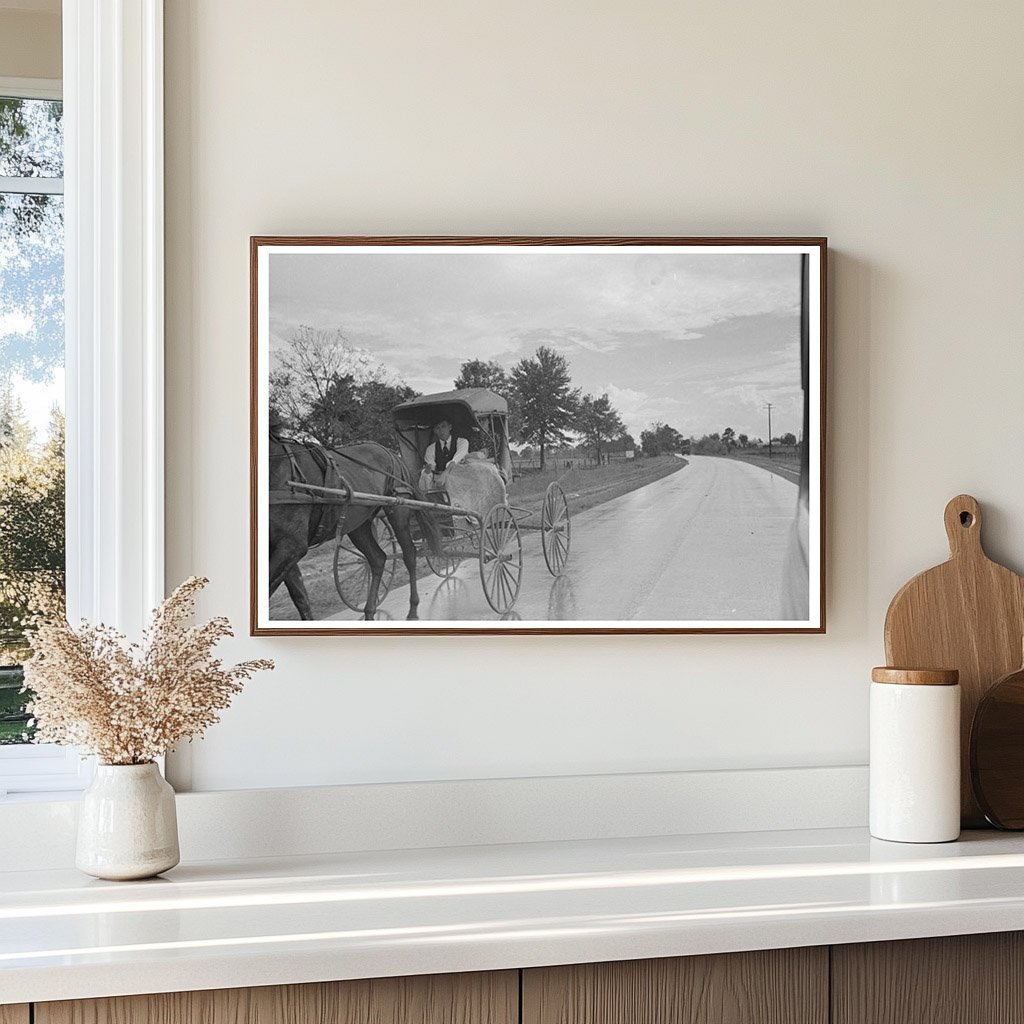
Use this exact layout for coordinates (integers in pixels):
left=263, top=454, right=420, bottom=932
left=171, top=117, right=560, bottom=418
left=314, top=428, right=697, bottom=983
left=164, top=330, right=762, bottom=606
left=0, top=0, right=164, bottom=799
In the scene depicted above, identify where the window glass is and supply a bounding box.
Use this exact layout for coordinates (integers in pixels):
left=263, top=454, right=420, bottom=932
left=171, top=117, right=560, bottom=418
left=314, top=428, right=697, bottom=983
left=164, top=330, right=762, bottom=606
left=0, top=97, right=63, bottom=178
left=0, top=97, right=65, bottom=745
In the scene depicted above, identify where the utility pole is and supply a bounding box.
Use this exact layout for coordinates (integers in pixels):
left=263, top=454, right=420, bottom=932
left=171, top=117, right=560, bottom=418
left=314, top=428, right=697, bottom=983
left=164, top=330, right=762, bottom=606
left=766, top=403, right=773, bottom=460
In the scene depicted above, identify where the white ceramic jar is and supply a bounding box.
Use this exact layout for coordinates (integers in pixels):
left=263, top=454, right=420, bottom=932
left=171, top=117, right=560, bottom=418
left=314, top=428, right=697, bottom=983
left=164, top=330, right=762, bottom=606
left=76, top=762, right=180, bottom=880
left=870, top=667, right=961, bottom=843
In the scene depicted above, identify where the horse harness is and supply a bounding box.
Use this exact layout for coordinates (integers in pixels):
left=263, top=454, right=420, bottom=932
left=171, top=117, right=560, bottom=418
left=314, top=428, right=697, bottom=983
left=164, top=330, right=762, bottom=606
left=270, top=434, right=413, bottom=547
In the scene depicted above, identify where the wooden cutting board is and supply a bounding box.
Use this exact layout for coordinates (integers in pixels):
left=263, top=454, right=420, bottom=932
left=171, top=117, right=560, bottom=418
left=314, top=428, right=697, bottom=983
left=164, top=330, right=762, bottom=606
left=970, top=650, right=1024, bottom=829
left=884, top=494, right=1024, bottom=827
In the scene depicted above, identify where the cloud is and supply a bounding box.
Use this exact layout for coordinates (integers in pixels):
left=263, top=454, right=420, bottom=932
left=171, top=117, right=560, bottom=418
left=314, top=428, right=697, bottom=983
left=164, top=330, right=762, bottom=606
left=265, top=249, right=807, bottom=436
left=0, top=311, right=33, bottom=337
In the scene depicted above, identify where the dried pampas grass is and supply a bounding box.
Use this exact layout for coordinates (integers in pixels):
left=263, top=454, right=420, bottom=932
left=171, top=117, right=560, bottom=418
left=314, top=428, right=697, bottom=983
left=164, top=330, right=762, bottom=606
left=23, top=577, right=273, bottom=765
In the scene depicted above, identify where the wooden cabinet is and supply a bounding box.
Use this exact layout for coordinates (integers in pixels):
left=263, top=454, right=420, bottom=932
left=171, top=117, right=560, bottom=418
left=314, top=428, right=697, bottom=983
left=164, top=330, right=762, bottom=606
left=17, top=933, right=1024, bottom=1024
left=522, top=948, right=828, bottom=1024
left=832, top=932, right=1024, bottom=1024
left=35, top=972, right=517, bottom=1024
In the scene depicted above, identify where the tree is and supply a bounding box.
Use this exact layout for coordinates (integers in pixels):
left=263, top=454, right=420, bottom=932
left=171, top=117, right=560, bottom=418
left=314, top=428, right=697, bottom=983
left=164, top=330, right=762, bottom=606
left=298, top=372, right=358, bottom=448
left=453, top=359, right=508, bottom=393
left=0, top=400, right=65, bottom=662
left=738, top=433, right=749, bottom=447
left=269, top=325, right=408, bottom=446
left=454, top=357, right=522, bottom=443
left=722, top=426, right=737, bottom=451
left=347, top=379, right=418, bottom=447
left=690, top=431, right=729, bottom=455
left=578, top=393, right=626, bottom=462
left=640, top=421, right=686, bottom=457
left=509, top=346, right=578, bottom=469
left=780, top=432, right=798, bottom=446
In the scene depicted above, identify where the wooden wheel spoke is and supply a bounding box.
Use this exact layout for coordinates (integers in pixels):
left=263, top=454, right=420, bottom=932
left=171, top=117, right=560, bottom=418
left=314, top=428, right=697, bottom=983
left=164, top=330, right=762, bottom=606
left=498, top=567, right=513, bottom=608
left=491, top=562, right=508, bottom=608
left=490, top=551, right=505, bottom=586
left=503, top=562, right=521, bottom=592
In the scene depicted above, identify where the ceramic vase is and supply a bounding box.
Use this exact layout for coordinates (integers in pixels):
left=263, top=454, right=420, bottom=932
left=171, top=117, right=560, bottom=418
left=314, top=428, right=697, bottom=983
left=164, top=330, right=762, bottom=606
left=76, top=762, right=180, bottom=880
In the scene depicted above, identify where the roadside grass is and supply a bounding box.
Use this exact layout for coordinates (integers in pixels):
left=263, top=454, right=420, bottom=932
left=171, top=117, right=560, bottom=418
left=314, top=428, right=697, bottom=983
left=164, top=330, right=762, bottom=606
left=269, top=455, right=689, bottom=620
left=724, top=450, right=801, bottom=484
left=509, top=455, right=687, bottom=524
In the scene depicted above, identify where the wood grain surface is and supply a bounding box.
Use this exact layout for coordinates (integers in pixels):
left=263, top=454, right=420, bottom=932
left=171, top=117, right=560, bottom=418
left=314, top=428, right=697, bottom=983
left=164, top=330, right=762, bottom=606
left=832, top=932, right=1024, bottom=1024
left=522, top=949, right=828, bottom=1024
left=0, top=1007, right=29, bottom=1024
left=969, top=654, right=1024, bottom=827
left=36, top=972, right=517, bottom=1024
left=871, top=667, right=959, bottom=686
left=884, top=494, right=1024, bottom=826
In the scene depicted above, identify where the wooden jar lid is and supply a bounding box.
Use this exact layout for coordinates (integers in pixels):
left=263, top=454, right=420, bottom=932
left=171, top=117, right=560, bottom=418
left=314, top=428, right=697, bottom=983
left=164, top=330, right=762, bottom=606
left=871, top=667, right=960, bottom=686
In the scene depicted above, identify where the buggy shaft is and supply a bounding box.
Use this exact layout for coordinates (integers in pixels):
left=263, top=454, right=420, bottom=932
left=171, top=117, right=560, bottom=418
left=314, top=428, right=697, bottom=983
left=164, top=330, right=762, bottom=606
left=286, top=480, right=481, bottom=522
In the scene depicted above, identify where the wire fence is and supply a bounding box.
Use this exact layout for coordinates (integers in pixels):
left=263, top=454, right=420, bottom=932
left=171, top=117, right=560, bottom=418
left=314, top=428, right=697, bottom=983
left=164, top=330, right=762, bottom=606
left=512, top=452, right=637, bottom=473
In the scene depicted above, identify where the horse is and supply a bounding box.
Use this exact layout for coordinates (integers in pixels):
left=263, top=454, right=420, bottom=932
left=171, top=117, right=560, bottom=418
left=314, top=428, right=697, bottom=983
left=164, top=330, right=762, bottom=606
left=269, top=433, right=441, bottom=621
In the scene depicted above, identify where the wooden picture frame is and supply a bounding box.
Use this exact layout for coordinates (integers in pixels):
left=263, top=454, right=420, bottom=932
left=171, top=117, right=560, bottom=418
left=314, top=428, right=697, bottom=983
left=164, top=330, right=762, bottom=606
left=251, top=236, right=826, bottom=635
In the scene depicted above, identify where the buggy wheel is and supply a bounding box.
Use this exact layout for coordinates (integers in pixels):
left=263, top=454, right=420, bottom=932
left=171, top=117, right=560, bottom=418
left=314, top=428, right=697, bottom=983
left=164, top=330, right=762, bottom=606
left=426, top=546, right=461, bottom=578
left=479, top=505, right=523, bottom=614
left=333, top=514, right=397, bottom=612
left=421, top=492, right=461, bottom=577
left=541, top=482, right=571, bottom=576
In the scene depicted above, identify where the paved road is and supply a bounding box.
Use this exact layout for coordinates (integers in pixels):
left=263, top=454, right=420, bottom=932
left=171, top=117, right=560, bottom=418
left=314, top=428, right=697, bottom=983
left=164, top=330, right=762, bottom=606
left=329, top=456, right=803, bottom=623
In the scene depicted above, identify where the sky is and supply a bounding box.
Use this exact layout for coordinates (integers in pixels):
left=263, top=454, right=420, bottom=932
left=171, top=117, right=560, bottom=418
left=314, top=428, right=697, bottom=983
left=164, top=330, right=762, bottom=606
left=1, top=98, right=65, bottom=445
left=268, top=248, right=805, bottom=443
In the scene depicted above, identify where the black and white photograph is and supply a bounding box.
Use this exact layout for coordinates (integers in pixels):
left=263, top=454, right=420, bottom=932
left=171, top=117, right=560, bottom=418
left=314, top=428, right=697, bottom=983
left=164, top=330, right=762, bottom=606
left=251, top=238, right=825, bottom=634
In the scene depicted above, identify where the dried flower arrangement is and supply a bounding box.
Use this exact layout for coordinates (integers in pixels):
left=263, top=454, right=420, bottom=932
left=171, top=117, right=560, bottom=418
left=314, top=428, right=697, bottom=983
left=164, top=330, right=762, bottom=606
left=23, top=577, right=273, bottom=765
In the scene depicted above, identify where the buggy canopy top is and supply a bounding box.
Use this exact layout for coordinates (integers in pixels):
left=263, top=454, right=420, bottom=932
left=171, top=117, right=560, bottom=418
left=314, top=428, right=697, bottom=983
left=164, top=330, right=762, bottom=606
left=392, top=388, right=508, bottom=429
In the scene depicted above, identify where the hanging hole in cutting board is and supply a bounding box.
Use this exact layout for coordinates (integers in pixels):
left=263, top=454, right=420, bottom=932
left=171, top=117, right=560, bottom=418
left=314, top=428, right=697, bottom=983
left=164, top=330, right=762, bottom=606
left=960, top=511, right=974, bottom=527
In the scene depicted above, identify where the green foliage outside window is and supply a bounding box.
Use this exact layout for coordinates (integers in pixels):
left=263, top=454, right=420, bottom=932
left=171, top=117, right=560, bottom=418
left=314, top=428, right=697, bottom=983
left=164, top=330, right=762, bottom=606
left=0, top=95, right=66, bottom=743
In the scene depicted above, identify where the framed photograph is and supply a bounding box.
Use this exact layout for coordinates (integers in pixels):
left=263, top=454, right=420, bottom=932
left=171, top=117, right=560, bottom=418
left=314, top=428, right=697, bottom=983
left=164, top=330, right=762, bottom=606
left=251, top=236, right=826, bottom=635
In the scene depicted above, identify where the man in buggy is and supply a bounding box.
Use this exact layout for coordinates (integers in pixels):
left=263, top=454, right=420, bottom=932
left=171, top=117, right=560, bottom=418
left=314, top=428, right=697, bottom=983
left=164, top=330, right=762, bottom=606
left=420, top=417, right=469, bottom=491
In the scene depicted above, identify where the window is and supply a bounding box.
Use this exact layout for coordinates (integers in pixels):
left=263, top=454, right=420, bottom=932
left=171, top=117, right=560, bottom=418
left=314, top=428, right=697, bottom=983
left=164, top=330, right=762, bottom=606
left=0, top=5, right=166, bottom=799
left=0, top=79, right=83, bottom=797
left=0, top=88, right=65, bottom=730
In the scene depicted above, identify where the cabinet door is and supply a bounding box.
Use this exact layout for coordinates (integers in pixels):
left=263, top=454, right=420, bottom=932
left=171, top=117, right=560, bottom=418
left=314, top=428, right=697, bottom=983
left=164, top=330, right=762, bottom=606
left=0, top=1007, right=29, bottom=1024
left=523, top=949, right=828, bottom=1024
left=36, top=971, right=517, bottom=1024
left=832, top=933, right=1024, bottom=1024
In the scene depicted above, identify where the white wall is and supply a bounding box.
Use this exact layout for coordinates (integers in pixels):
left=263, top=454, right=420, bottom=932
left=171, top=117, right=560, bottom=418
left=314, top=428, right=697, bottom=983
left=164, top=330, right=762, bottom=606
left=164, top=0, right=1024, bottom=791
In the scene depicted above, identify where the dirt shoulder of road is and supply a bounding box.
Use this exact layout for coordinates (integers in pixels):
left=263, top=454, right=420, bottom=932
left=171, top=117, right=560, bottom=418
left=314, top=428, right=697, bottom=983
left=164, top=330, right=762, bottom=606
left=509, top=455, right=689, bottom=525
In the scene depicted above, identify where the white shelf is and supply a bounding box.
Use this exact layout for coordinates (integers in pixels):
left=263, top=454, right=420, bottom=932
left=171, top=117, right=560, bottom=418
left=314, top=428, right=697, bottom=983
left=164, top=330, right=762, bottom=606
left=4, top=826, right=1024, bottom=1004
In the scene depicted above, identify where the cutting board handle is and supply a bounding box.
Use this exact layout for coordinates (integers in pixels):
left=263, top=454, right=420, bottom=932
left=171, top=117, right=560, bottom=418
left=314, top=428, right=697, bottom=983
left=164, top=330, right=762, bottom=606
left=944, top=494, right=983, bottom=558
